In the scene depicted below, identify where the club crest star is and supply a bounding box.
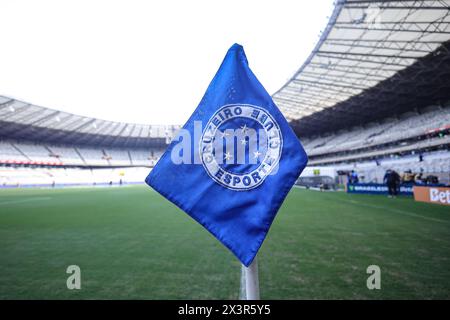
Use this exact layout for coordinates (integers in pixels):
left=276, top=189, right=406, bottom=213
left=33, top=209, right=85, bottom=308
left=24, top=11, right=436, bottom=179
left=224, top=152, right=233, bottom=161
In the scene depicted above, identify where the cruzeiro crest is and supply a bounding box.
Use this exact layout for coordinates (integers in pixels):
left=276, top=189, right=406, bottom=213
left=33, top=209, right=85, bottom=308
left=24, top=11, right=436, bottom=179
left=200, top=104, right=283, bottom=191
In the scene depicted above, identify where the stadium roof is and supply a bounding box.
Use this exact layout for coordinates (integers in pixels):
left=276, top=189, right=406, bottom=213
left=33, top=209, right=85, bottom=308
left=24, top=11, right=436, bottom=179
left=0, top=95, right=180, bottom=148
left=2, top=0, right=450, bottom=146
left=273, top=0, right=450, bottom=137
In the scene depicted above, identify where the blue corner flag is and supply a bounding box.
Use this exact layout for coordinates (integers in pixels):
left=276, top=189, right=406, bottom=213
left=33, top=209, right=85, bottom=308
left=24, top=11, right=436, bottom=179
left=145, top=43, right=308, bottom=267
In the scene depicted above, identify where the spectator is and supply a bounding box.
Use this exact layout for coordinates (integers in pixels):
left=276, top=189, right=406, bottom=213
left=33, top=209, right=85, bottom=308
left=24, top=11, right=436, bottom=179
left=414, top=172, right=424, bottom=185
left=349, top=170, right=359, bottom=184
left=402, top=169, right=415, bottom=184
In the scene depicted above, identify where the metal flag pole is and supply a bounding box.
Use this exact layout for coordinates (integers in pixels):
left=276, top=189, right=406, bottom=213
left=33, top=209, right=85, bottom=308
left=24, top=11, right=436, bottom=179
left=240, top=256, right=260, bottom=300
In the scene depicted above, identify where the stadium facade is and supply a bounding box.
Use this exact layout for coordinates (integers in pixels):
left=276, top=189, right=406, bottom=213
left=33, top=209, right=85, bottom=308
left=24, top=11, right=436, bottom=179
left=1, top=0, right=450, bottom=187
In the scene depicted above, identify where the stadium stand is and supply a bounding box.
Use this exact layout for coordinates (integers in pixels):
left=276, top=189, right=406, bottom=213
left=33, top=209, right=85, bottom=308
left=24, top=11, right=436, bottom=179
left=0, top=95, right=181, bottom=148
left=0, top=166, right=148, bottom=187
left=330, top=150, right=450, bottom=184
left=0, top=93, right=173, bottom=173
left=77, top=147, right=110, bottom=166
left=15, top=142, right=59, bottom=163
left=303, top=104, right=450, bottom=158
left=0, top=95, right=171, bottom=187
left=1, top=0, right=449, bottom=189
left=0, top=140, right=164, bottom=167
left=129, top=150, right=157, bottom=166
left=46, top=145, right=85, bottom=165
left=0, top=141, right=29, bottom=163
left=103, top=148, right=131, bottom=166
left=272, top=0, right=450, bottom=187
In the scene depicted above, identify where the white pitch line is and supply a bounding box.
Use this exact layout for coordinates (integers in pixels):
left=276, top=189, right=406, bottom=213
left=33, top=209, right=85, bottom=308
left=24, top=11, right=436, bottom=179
left=0, top=197, right=52, bottom=206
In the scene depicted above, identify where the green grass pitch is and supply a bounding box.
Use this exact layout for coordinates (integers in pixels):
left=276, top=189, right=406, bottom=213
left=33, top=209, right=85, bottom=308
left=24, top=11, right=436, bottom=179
left=0, top=185, right=449, bottom=299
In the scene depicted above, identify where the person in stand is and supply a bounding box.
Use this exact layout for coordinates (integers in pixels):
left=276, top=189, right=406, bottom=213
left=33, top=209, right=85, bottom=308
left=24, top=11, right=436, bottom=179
left=402, top=169, right=414, bottom=184
left=349, top=170, right=359, bottom=184
left=352, top=170, right=359, bottom=183
left=414, top=172, right=424, bottom=185
left=384, top=169, right=401, bottom=198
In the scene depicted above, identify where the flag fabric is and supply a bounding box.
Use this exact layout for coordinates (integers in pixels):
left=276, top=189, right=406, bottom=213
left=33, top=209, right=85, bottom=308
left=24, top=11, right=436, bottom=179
left=145, top=43, right=308, bottom=266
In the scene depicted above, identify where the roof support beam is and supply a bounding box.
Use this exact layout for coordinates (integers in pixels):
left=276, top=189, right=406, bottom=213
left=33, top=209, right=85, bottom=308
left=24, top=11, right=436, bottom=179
left=276, top=90, right=343, bottom=104
left=301, top=70, right=384, bottom=83
left=316, top=53, right=412, bottom=67
left=334, top=25, right=450, bottom=34
left=299, top=72, right=379, bottom=88
left=316, top=50, right=419, bottom=60
left=344, top=5, right=450, bottom=11
left=292, top=79, right=368, bottom=91
left=322, top=40, right=435, bottom=54
left=308, top=62, right=401, bottom=74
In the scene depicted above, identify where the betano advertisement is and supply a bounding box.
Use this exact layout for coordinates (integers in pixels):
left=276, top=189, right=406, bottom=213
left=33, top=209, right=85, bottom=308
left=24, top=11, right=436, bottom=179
left=413, top=186, right=450, bottom=206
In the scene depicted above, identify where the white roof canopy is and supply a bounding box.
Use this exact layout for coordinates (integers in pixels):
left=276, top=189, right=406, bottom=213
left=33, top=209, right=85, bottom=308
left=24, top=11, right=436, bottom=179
left=273, top=0, right=450, bottom=123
